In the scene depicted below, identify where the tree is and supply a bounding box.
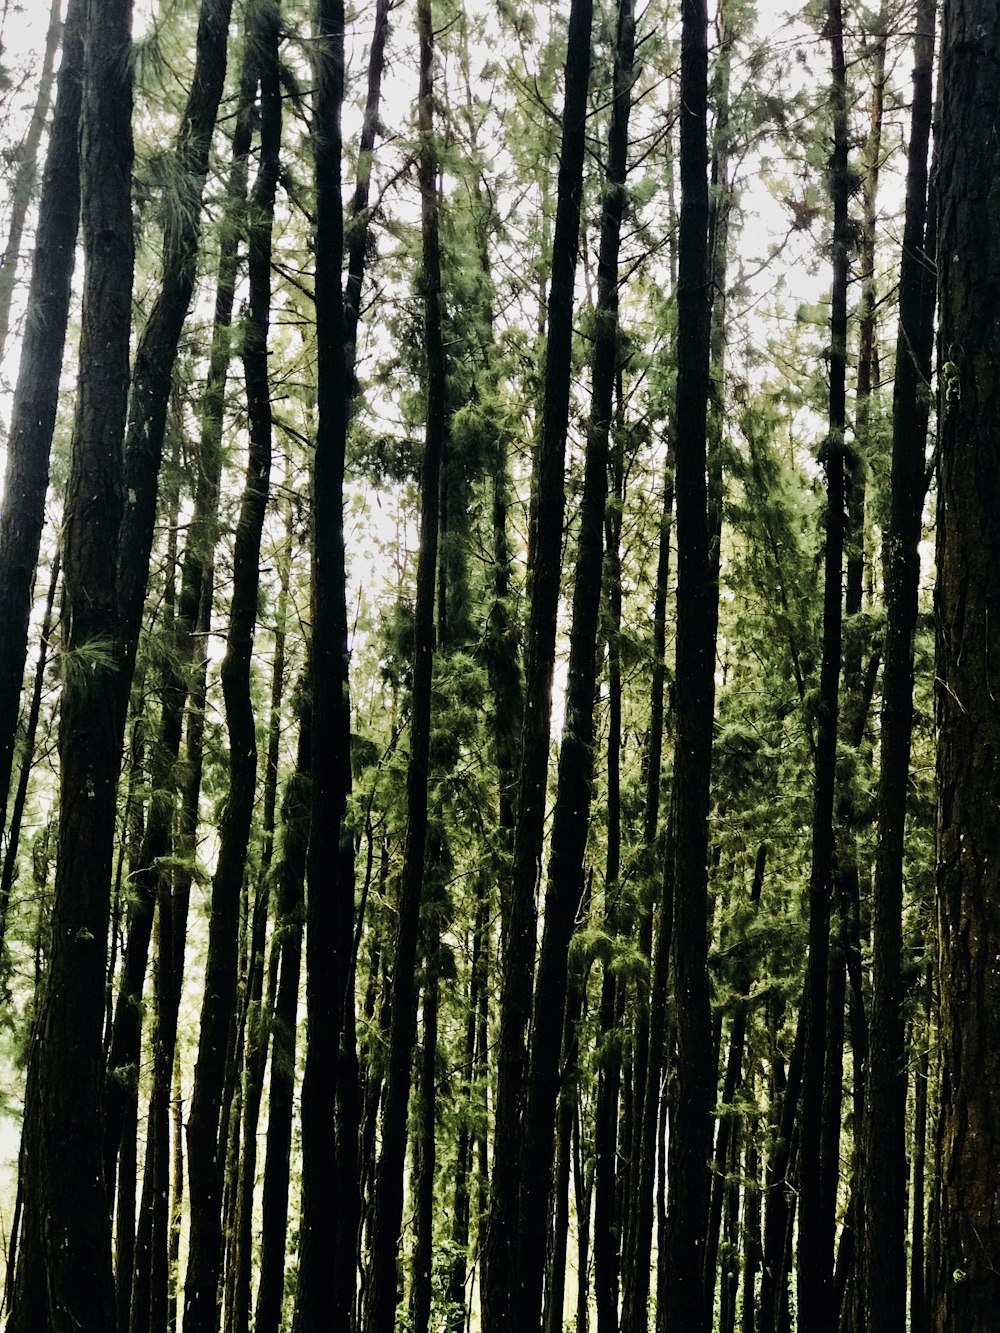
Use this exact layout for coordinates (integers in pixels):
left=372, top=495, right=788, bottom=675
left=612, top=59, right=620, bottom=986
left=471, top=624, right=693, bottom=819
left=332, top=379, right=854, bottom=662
left=10, top=0, right=133, bottom=1325
left=932, top=3, right=1000, bottom=1327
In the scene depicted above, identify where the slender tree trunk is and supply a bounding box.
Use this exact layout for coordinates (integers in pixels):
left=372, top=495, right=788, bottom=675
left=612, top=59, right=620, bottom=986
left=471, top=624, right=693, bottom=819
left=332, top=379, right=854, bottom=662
left=515, top=5, right=635, bottom=1325
left=859, top=2, right=935, bottom=1328
left=296, top=0, right=390, bottom=1319
left=482, top=0, right=593, bottom=1314
left=662, top=0, right=716, bottom=1324
left=255, top=710, right=309, bottom=1333
left=0, top=0, right=62, bottom=365
left=0, top=0, right=81, bottom=823
left=362, top=1, right=446, bottom=1325
left=932, top=4, right=1000, bottom=1326
left=705, top=845, right=766, bottom=1308
left=797, top=2, right=849, bottom=1325
left=0, top=552, right=59, bottom=960
left=10, top=0, right=133, bottom=1326
left=182, top=8, right=279, bottom=1327
left=115, top=0, right=234, bottom=700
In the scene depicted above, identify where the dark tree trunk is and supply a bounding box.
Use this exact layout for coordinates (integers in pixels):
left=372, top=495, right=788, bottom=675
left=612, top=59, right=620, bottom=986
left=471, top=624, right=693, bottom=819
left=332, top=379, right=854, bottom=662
left=910, top=963, right=930, bottom=1333
left=0, top=552, right=59, bottom=961
left=10, top=0, right=134, bottom=1327
left=0, top=0, right=62, bottom=363
left=228, top=511, right=291, bottom=1333
left=797, top=1, right=849, bottom=1326
left=255, top=711, right=309, bottom=1333
left=705, top=845, right=766, bottom=1309
left=296, top=0, right=390, bottom=1320
left=514, top=3, right=635, bottom=1325
left=181, top=8, right=279, bottom=1328
left=482, top=0, right=593, bottom=1314
left=858, top=1, right=935, bottom=1328
left=0, top=0, right=81, bottom=823
left=932, top=4, right=1000, bottom=1327
left=662, top=0, right=716, bottom=1325
left=115, top=0, right=234, bottom=698
left=362, top=0, right=446, bottom=1325
left=410, top=972, right=439, bottom=1333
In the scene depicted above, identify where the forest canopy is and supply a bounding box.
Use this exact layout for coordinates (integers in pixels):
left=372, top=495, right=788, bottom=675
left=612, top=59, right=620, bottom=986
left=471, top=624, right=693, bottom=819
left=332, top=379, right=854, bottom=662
left=0, top=0, right=997, bottom=1330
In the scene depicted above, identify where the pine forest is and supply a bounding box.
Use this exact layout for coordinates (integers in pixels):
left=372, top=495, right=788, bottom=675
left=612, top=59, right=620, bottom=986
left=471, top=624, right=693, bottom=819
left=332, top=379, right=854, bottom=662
left=0, top=0, right=996, bottom=1328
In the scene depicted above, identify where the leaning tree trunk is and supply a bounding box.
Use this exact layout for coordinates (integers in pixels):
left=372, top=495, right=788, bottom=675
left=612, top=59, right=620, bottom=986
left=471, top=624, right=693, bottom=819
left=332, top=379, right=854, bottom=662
left=0, top=0, right=62, bottom=364
left=662, top=0, right=717, bottom=1325
left=181, top=8, right=280, bottom=1330
left=797, top=2, right=849, bottom=1327
left=362, top=0, right=446, bottom=1327
left=10, top=0, right=134, bottom=1327
left=932, top=4, right=1000, bottom=1328
left=482, top=0, right=593, bottom=1320
left=858, top=1, right=935, bottom=1329
left=0, top=0, right=82, bottom=824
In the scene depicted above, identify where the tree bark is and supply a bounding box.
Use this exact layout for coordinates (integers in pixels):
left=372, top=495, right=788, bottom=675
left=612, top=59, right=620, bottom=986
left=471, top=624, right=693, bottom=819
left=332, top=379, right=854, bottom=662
left=514, top=3, right=635, bottom=1324
left=662, top=0, right=716, bottom=1325
left=932, top=3, right=1000, bottom=1326
left=858, top=1, right=935, bottom=1327
left=10, top=0, right=133, bottom=1326
left=0, top=0, right=81, bottom=825
left=797, top=1, right=849, bottom=1325
left=362, top=0, right=446, bottom=1325
left=181, top=7, right=279, bottom=1327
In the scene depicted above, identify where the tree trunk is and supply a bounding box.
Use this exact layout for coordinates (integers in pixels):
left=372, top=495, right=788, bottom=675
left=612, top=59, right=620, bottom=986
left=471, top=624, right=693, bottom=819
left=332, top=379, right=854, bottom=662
left=797, top=1, right=849, bottom=1325
left=10, top=0, right=133, bottom=1325
left=255, top=710, right=309, bottom=1333
left=514, top=3, right=635, bottom=1324
left=181, top=7, right=279, bottom=1327
left=0, top=0, right=81, bottom=823
left=362, top=0, right=446, bottom=1325
left=932, top=4, right=1000, bottom=1326
left=482, top=0, right=593, bottom=1314
left=859, top=1, right=935, bottom=1327
left=0, top=0, right=62, bottom=364
left=0, top=552, right=59, bottom=961
left=662, top=0, right=716, bottom=1325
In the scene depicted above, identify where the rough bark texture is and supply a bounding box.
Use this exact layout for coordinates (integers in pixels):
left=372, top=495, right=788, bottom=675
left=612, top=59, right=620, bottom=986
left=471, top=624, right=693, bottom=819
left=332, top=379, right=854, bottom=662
left=933, top=3, right=1000, bottom=1327
left=859, top=1, right=935, bottom=1327
left=10, top=0, right=133, bottom=1328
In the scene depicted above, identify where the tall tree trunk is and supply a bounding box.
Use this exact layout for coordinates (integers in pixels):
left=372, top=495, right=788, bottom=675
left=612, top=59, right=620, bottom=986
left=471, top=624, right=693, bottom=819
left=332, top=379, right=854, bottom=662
left=0, top=0, right=81, bottom=823
left=296, top=0, right=390, bottom=1319
left=858, top=1, right=935, bottom=1328
left=932, top=4, right=1000, bottom=1327
left=182, top=7, right=279, bottom=1327
left=114, top=0, right=234, bottom=701
left=255, top=709, right=310, bottom=1333
left=705, top=845, right=766, bottom=1310
left=10, top=0, right=133, bottom=1326
left=482, top=0, right=593, bottom=1314
left=0, top=0, right=62, bottom=364
left=662, top=0, right=716, bottom=1325
left=0, top=552, right=59, bottom=961
left=797, top=1, right=849, bottom=1325
left=514, top=3, right=635, bottom=1325
left=362, top=0, right=446, bottom=1324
